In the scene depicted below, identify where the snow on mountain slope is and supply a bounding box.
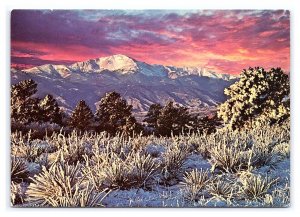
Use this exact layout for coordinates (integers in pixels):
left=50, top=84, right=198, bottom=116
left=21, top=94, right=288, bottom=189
left=11, top=54, right=238, bottom=117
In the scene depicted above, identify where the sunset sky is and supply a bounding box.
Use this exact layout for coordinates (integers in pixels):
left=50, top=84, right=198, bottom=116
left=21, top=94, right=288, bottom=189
left=11, top=10, right=290, bottom=74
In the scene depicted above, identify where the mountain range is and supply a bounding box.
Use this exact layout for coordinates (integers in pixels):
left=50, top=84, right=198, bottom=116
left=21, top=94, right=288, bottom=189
left=11, top=54, right=238, bottom=119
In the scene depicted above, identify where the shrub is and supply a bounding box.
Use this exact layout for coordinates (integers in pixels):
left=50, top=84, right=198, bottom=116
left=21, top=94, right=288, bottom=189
left=128, top=153, right=158, bottom=188
left=26, top=162, right=109, bottom=207
left=208, top=176, right=235, bottom=200
left=11, top=181, right=26, bottom=206
left=181, top=169, right=210, bottom=201
left=218, top=67, right=289, bottom=130
left=100, top=152, right=158, bottom=190
left=208, top=142, right=250, bottom=173
left=239, top=173, right=278, bottom=201
left=11, top=157, right=29, bottom=183
left=161, top=144, right=190, bottom=183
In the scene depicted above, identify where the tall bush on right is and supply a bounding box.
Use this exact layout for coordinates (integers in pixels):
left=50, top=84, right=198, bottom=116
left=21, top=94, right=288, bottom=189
left=218, top=67, right=289, bottom=130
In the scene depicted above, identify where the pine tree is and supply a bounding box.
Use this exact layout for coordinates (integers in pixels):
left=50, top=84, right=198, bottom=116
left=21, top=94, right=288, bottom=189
left=95, top=91, right=137, bottom=135
left=39, top=94, right=62, bottom=124
left=69, top=100, right=94, bottom=131
left=143, top=103, right=162, bottom=128
left=11, top=79, right=37, bottom=101
left=194, top=114, right=221, bottom=134
left=156, top=101, right=191, bottom=136
left=11, top=79, right=40, bottom=124
left=218, top=67, right=290, bottom=129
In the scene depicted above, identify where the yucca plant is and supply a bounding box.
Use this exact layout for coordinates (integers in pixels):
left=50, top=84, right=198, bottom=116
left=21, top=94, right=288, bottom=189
left=208, top=177, right=235, bottom=200
left=101, top=157, right=131, bottom=190
left=11, top=181, right=25, bottom=206
left=208, top=142, right=250, bottom=173
left=45, top=183, right=109, bottom=207
left=100, top=152, right=158, bottom=190
left=26, top=162, right=109, bottom=207
left=11, top=142, right=44, bottom=163
left=181, top=169, right=210, bottom=201
left=82, top=154, right=106, bottom=192
left=161, top=144, right=190, bottom=183
left=239, top=174, right=278, bottom=201
left=272, top=142, right=290, bottom=159
left=127, top=153, right=158, bottom=188
left=11, top=157, right=29, bottom=183
left=249, top=148, right=274, bottom=168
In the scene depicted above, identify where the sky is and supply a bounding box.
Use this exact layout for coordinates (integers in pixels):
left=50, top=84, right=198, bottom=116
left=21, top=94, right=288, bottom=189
left=11, top=10, right=290, bottom=74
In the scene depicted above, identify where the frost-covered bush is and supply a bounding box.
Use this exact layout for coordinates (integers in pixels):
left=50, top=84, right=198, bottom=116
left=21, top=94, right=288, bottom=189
left=26, top=162, right=108, bottom=207
left=127, top=153, right=159, bottom=188
left=218, top=67, right=289, bottom=130
left=11, top=181, right=26, bottom=206
left=208, top=176, right=236, bottom=200
left=181, top=169, right=210, bottom=201
left=100, top=152, right=158, bottom=190
left=11, top=157, right=29, bottom=183
left=208, top=142, right=250, bottom=173
left=161, top=143, right=190, bottom=183
left=51, top=131, right=93, bottom=164
left=239, top=173, right=278, bottom=201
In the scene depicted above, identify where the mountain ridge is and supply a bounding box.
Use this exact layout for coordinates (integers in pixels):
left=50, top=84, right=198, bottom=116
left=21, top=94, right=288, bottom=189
left=15, top=54, right=238, bottom=80
left=11, top=54, right=238, bottom=119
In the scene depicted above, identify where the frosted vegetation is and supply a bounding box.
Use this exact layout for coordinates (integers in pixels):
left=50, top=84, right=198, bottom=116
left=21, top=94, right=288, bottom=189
left=10, top=67, right=290, bottom=207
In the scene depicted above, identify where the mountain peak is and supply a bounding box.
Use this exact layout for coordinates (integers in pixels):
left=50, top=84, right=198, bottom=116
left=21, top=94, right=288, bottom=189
left=68, top=54, right=138, bottom=74
left=97, top=54, right=138, bottom=73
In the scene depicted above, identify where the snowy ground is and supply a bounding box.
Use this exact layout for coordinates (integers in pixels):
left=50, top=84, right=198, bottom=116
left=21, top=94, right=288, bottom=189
left=102, top=153, right=290, bottom=208
left=11, top=123, right=290, bottom=208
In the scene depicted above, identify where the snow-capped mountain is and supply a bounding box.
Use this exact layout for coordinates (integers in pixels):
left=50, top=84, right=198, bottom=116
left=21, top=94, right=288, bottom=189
left=11, top=54, right=238, bottom=118
left=23, top=54, right=237, bottom=80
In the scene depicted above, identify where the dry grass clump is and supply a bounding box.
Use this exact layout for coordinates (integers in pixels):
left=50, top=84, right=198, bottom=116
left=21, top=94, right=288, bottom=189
left=205, top=120, right=290, bottom=173
left=100, top=152, right=158, bottom=190
left=208, top=142, right=250, bottom=173
left=11, top=181, right=26, bottom=206
left=26, top=162, right=109, bottom=207
left=11, top=131, right=49, bottom=163
left=267, top=183, right=290, bottom=207
left=272, top=142, right=290, bottom=159
left=161, top=143, right=190, bottom=183
left=181, top=169, right=210, bottom=201
left=239, top=173, right=278, bottom=201
left=11, top=157, right=29, bottom=183
left=128, top=153, right=159, bottom=188
left=208, top=176, right=236, bottom=201
left=50, top=132, right=93, bottom=164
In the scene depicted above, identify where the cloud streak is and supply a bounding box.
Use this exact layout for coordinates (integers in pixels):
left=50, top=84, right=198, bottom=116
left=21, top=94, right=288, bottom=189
left=11, top=10, right=290, bottom=74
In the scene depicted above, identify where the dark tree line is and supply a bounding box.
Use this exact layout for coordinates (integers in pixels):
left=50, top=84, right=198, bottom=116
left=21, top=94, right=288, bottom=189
left=11, top=79, right=217, bottom=137
left=11, top=79, right=62, bottom=125
left=143, top=102, right=221, bottom=136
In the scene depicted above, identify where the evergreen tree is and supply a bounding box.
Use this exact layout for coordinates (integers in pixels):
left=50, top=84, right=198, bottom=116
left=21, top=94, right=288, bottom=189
left=11, top=79, right=37, bottom=101
left=218, top=67, right=290, bottom=129
left=69, top=100, right=94, bottom=131
left=194, top=114, right=222, bottom=134
left=143, top=103, right=162, bottom=128
left=39, top=94, right=62, bottom=124
left=11, top=79, right=40, bottom=124
left=95, top=91, right=137, bottom=135
left=156, top=101, right=191, bottom=136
